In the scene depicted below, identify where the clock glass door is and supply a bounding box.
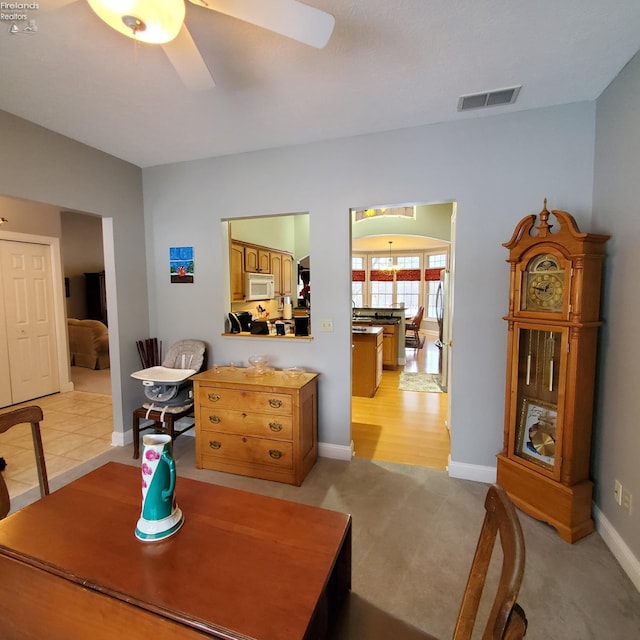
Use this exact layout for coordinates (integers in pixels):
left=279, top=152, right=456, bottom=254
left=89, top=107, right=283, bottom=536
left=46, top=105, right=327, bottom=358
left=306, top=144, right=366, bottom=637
left=511, top=326, right=565, bottom=476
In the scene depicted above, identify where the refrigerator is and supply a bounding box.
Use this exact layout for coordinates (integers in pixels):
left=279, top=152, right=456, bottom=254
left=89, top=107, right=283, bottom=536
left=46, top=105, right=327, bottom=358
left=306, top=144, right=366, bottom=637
left=435, top=269, right=451, bottom=393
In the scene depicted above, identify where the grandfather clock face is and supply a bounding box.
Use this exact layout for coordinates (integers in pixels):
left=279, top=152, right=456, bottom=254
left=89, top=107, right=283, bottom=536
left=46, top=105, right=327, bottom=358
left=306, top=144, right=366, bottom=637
left=522, top=254, right=565, bottom=313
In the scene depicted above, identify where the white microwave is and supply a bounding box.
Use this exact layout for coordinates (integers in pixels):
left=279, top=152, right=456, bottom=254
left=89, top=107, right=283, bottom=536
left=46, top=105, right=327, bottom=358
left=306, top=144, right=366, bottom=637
left=245, top=272, right=275, bottom=301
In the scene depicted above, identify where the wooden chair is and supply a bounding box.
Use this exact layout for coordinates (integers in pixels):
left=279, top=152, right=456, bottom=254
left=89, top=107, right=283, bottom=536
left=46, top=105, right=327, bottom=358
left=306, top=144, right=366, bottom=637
left=450, top=484, right=527, bottom=639
left=0, top=406, right=50, bottom=520
left=331, top=485, right=527, bottom=640
left=406, top=305, right=425, bottom=348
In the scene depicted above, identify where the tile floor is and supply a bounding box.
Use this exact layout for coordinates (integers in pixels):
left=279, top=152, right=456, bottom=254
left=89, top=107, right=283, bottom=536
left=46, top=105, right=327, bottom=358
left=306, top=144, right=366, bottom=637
left=0, top=391, right=113, bottom=499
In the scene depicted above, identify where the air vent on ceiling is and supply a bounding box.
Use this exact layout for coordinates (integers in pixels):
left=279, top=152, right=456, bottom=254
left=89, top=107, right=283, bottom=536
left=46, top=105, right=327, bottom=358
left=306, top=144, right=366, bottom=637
left=457, top=86, right=521, bottom=112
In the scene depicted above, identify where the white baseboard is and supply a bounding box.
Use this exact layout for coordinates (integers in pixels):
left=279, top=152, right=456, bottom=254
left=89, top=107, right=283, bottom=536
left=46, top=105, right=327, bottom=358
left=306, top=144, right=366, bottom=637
left=318, top=441, right=353, bottom=461
left=111, top=430, right=131, bottom=447
left=447, top=457, right=496, bottom=484
left=445, top=461, right=640, bottom=592
left=593, top=504, right=640, bottom=592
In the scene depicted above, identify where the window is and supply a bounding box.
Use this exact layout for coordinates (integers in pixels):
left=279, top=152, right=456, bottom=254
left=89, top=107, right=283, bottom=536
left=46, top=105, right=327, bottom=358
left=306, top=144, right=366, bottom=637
left=397, top=255, right=419, bottom=269
left=428, top=253, right=447, bottom=268
left=352, top=256, right=365, bottom=307
left=397, top=280, right=420, bottom=317
left=369, top=253, right=421, bottom=311
left=353, top=206, right=416, bottom=222
left=425, top=252, right=448, bottom=319
left=352, top=247, right=448, bottom=317
left=371, top=255, right=393, bottom=270
left=352, top=281, right=364, bottom=308
left=371, top=281, right=393, bottom=307
left=396, top=254, right=420, bottom=315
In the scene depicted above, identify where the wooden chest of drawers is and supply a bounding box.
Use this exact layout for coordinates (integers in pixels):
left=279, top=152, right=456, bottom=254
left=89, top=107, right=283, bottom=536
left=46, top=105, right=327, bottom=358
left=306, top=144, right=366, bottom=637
left=192, top=367, right=319, bottom=486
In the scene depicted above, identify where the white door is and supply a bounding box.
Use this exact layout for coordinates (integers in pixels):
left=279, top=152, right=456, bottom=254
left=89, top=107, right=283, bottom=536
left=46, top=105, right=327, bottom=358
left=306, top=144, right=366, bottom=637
left=0, top=265, right=11, bottom=408
left=0, top=240, right=59, bottom=404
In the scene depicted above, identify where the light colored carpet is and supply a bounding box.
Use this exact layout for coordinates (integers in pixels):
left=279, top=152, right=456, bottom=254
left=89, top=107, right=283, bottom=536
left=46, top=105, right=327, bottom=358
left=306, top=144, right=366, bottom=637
left=9, top=438, right=640, bottom=639
left=70, top=366, right=112, bottom=395
left=399, top=372, right=443, bottom=393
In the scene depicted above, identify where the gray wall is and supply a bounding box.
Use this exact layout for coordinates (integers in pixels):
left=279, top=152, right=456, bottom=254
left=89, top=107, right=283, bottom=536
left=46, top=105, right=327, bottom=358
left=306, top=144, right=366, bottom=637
left=0, top=195, right=61, bottom=237
left=593, top=50, right=640, bottom=559
left=0, top=110, right=146, bottom=438
left=142, top=102, right=597, bottom=473
left=230, top=214, right=302, bottom=254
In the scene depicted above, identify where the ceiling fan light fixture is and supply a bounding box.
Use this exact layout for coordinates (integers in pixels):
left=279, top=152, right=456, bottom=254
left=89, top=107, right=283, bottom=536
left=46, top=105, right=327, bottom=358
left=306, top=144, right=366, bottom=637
left=87, top=0, right=185, bottom=44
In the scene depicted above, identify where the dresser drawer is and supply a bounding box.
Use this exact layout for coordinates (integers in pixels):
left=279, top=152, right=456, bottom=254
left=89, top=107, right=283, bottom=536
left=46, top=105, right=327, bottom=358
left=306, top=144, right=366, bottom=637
left=198, top=387, right=292, bottom=414
left=201, top=432, right=293, bottom=469
left=200, top=408, right=293, bottom=440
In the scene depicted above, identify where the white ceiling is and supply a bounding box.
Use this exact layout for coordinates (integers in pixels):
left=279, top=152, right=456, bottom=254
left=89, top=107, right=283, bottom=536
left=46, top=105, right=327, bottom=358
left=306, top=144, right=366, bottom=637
left=2, top=1, right=640, bottom=168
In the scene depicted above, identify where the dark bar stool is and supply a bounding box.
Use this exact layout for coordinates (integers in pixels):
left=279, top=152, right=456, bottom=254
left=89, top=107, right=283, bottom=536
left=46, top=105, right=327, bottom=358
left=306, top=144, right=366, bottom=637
left=132, top=405, right=195, bottom=459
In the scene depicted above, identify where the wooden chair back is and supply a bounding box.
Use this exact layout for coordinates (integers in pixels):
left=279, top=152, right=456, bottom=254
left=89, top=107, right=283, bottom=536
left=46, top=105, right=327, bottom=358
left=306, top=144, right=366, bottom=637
left=0, top=405, right=49, bottom=519
left=452, top=485, right=527, bottom=640
left=408, top=305, right=424, bottom=329
left=406, top=305, right=425, bottom=346
left=414, top=306, right=425, bottom=330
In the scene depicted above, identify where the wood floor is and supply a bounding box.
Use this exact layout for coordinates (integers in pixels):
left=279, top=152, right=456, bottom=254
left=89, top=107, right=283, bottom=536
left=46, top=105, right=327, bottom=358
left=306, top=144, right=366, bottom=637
left=351, top=331, right=450, bottom=470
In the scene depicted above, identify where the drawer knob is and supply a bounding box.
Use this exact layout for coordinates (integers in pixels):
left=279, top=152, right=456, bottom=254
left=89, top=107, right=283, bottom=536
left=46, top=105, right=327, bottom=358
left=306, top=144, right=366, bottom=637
left=209, top=415, right=221, bottom=424
left=269, top=449, right=283, bottom=460
left=207, top=392, right=221, bottom=402
left=209, top=440, right=221, bottom=450
left=269, top=399, right=283, bottom=408
left=269, top=422, right=283, bottom=432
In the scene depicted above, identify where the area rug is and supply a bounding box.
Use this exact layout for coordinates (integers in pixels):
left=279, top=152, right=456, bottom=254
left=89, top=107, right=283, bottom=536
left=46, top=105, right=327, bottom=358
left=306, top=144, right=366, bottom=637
left=398, top=372, right=443, bottom=393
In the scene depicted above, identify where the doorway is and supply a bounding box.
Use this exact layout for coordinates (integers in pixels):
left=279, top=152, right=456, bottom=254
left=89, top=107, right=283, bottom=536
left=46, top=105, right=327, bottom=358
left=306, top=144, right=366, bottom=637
left=350, top=202, right=454, bottom=469
left=61, top=211, right=112, bottom=396
left=0, top=200, right=113, bottom=406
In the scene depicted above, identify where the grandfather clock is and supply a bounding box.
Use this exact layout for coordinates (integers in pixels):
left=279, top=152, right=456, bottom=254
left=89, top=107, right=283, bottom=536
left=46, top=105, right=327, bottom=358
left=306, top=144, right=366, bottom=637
left=496, top=201, right=609, bottom=542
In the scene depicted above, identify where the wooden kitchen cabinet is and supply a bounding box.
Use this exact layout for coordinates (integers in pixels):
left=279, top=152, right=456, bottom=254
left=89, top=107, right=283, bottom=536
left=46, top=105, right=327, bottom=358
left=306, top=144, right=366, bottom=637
left=353, top=321, right=398, bottom=370
left=271, top=252, right=282, bottom=295
left=193, top=367, right=319, bottom=486
left=281, top=252, right=293, bottom=296
left=230, top=242, right=245, bottom=301
left=381, top=324, right=397, bottom=370
left=271, top=250, right=294, bottom=297
left=352, top=327, right=383, bottom=397
left=231, top=239, right=294, bottom=301
left=244, top=245, right=270, bottom=273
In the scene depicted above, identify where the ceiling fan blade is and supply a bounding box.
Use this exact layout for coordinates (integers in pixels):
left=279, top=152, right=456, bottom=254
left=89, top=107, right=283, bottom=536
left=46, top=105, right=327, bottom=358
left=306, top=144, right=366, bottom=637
left=188, top=0, right=335, bottom=49
left=162, top=25, right=215, bottom=91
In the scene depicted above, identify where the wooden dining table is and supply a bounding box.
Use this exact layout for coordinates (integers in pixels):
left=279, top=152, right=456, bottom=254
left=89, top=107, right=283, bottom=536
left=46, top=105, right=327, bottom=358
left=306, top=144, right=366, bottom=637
left=0, top=462, right=352, bottom=640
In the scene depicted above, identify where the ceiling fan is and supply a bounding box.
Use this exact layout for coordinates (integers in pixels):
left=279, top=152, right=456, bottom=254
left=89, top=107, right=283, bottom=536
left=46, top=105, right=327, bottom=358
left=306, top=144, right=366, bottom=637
left=84, top=0, right=335, bottom=91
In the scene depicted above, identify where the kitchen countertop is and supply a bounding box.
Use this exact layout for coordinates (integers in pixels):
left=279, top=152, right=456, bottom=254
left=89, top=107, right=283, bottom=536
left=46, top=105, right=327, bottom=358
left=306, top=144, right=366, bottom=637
left=352, top=325, right=384, bottom=335
left=352, top=317, right=401, bottom=325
